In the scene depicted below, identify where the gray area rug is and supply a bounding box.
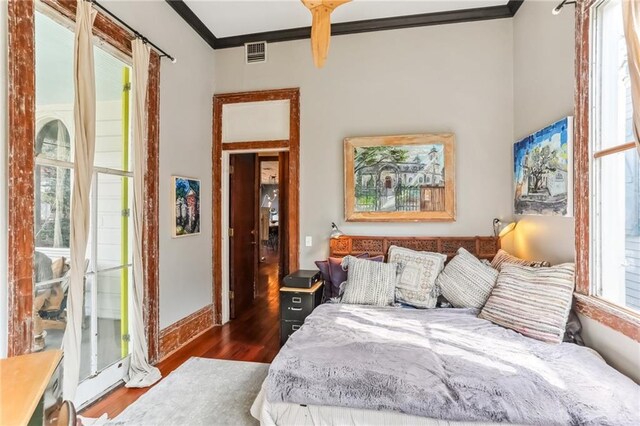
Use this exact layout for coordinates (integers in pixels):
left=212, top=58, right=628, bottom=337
left=112, top=357, right=269, bottom=426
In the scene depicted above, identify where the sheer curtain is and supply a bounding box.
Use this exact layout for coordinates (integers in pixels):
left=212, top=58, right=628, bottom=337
left=63, top=0, right=96, bottom=400
left=623, top=0, right=640, bottom=155
left=126, top=39, right=161, bottom=388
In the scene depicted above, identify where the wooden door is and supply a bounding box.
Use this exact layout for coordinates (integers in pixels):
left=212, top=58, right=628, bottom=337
left=229, top=154, right=258, bottom=319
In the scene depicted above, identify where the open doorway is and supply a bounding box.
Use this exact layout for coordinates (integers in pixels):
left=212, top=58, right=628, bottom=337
left=213, top=88, right=299, bottom=326
left=228, top=153, right=284, bottom=320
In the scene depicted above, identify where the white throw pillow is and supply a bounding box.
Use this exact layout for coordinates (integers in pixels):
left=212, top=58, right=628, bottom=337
left=436, top=247, right=498, bottom=309
left=479, top=263, right=575, bottom=343
left=340, top=256, right=397, bottom=306
left=388, top=245, right=446, bottom=308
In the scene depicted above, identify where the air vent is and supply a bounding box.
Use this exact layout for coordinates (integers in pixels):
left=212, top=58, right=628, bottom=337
left=245, top=41, right=267, bottom=64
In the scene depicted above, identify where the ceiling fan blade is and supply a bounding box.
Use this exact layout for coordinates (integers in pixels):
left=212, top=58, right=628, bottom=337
left=301, top=0, right=351, bottom=68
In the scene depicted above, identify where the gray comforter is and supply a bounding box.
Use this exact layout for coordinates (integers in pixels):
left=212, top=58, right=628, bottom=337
left=266, top=304, right=640, bottom=425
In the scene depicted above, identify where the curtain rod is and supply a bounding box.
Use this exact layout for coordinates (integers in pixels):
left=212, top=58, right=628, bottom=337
left=90, top=0, right=176, bottom=63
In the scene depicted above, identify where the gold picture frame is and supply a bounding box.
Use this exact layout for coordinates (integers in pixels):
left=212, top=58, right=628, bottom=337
left=344, top=134, right=456, bottom=222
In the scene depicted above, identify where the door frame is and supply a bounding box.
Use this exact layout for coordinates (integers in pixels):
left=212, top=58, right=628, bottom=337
left=213, top=88, right=300, bottom=325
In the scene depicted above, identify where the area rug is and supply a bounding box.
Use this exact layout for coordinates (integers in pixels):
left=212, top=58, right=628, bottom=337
left=111, top=357, right=269, bottom=425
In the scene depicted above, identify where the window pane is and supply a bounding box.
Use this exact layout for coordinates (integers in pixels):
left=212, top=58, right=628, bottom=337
left=36, top=11, right=75, bottom=144
left=593, top=0, right=634, bottom=151
left=81, top=268, right=130, bottom=380
left=33, top=10, right=75, bottom=354
left=33, top=271, right=68, bottom=352
left=94, top=45, right=131, bottom=171
left=35, top=120, right=71, bottom=162
left=35, top=164, right=72, bottom=249
left=595, top=150, right=640, bottom=311
left=79, top=274, right=94, bottom=380
left=95, top=173, right=133, bottom=271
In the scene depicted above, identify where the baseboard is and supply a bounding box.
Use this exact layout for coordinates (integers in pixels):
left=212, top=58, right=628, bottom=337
left=158, top=304, right=214, bottom=360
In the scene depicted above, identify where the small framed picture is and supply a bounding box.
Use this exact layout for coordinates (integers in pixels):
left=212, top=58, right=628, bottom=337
left=172, top=176, right=201, bottom=237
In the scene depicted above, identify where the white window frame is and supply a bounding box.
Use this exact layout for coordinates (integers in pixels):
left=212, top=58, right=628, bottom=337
left=589, top=0, right=639, bottom=312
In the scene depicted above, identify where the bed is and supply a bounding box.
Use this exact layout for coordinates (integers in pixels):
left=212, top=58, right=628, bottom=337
left=252, top=236, right=640, bottom=425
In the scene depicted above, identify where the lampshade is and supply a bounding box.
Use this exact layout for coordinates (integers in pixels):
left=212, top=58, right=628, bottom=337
left=330, top=222, right=344, bottom=239
left=493, top=218, right=517, bottom=238
left=498, top=221, right=517, bottom=238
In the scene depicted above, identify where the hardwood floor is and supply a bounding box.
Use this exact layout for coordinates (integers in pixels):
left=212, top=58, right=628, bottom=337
left=82, top=250, right=281, bottom=418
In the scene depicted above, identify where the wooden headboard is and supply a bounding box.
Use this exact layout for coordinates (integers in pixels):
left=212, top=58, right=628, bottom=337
left=329, top=235, right=500, bottom=260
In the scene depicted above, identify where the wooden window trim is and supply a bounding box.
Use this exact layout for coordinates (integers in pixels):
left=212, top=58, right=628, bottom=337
left=213, top=88, right=300, bottom=325
left=7, top=0, right=160, bottom=361
left=574, top=0, right=640, bottom=342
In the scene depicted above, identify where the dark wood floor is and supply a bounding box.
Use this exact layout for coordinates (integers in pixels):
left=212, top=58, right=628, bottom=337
left=82, top=250, right=281, bottom=418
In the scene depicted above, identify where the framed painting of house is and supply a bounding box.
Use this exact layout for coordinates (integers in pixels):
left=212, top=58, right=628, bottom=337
left=513, top=117, right=573, bottom=216
left=344, top=134, right=456, bottom=222
left=172, top=176, right=201, bottom=237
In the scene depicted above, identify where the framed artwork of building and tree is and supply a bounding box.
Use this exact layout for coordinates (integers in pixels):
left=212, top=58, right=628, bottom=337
left=172, top=176, right=201, bottom=237
left=513, top=117, right=573, bottom=217
left=344, top=134, right=456, bottom=222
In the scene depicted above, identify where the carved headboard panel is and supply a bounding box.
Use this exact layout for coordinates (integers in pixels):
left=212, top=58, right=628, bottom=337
left=329, top=235, right=500, bottom=260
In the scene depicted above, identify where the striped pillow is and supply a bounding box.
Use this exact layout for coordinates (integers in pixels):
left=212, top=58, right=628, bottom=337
left=479, top=263, right=575, bottom=343
left=490, top=249, right=550, bottom=271
left=436, top=247, right=498, bottom=309
left=341, top=256, right=397, bottom=306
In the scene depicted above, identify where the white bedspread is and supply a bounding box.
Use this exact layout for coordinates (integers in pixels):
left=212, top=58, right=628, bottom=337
left=252, top=382, right=503, bottom=426
left=264, top=304, right=640, bottom=425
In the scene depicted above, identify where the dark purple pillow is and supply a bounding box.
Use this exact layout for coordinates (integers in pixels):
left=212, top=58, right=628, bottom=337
left=314, top=260, right=332, bottom=300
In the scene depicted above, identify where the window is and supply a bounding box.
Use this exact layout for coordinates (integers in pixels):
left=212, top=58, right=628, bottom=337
left=33, top=9, right=134, bottom=393
left=590, top=0, right=640, bottom=312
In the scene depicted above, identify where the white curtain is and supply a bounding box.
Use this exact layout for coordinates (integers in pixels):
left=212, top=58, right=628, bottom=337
left=623, top=0, right=640, bottom=155
left=126, top=39, right=161, bottom=388
left=63, top=0, right=96, bottom=400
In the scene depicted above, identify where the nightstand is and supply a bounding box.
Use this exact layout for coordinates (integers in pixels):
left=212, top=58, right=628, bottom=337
left=280, top=280, right=324, bottom=346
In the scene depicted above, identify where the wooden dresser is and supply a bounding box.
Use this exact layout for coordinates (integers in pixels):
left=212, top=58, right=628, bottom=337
left=0, top=350, right=69, bottom=426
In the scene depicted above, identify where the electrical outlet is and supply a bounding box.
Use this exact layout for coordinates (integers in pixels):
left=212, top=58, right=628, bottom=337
left=305, top=236, right=313, bottom=247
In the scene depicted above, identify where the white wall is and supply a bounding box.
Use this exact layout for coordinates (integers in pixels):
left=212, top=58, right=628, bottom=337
left=1, top=0, right=9, bottom=358
left=214, top=19, right=515, bottom=269
left=512, top=0, right=639, bottom=383
left=508, top=0, right=575, bottom=264
left=580, top=314, right=640, bottom=382
left=102, top=0, right=215, bottom=328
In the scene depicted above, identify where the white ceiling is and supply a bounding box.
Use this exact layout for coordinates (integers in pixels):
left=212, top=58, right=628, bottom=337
left=184, top=0, right=509, bottom=39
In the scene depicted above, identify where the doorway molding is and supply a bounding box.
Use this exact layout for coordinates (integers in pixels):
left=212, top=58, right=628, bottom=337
left=212, top=88, right=300, bottom=325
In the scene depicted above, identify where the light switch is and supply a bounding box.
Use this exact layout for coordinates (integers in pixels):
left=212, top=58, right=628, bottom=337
left=305, top=236, right=313, bottom=247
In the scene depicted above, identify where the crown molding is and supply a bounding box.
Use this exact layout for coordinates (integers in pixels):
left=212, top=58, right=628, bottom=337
left=165, top=0, right=218, bottom=49
left=167, top=0, right=525, bottom=50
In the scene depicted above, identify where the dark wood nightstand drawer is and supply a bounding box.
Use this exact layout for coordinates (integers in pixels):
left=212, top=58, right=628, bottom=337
left=281, top=292, right=315, bottom=321
left=280, top=320, right=304, bottom=344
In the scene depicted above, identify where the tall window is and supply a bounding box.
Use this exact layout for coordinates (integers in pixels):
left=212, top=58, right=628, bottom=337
left=591, top=0, right=640, bottom=312
left=33, top=10, right=134, bottom=388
